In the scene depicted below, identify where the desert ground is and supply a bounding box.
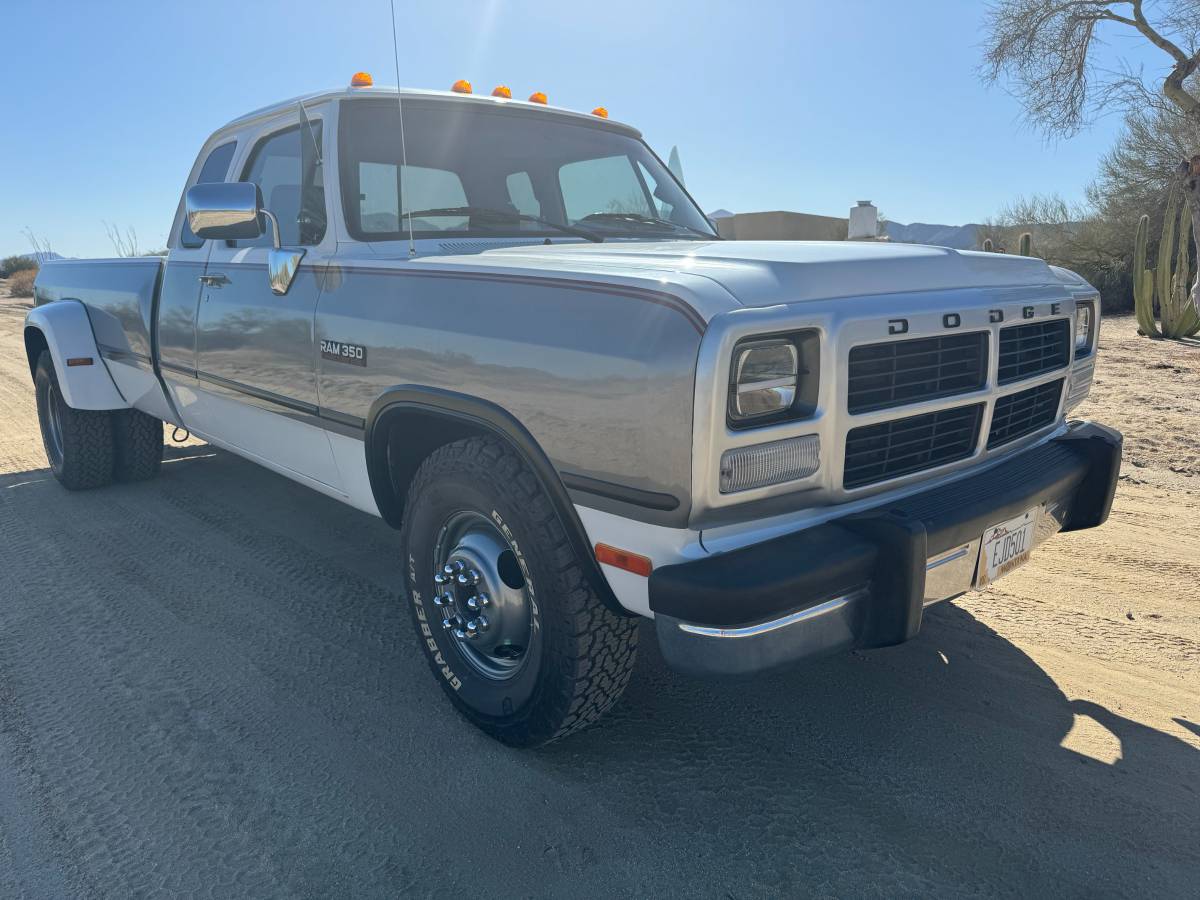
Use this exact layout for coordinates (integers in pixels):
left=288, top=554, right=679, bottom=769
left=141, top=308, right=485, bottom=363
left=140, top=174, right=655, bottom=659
left=0, top=284, right=1196, bottom=897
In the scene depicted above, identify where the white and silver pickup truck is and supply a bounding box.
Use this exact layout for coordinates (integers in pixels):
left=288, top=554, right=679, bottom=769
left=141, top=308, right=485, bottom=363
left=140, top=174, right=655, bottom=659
left=27, top=77, right=1122, bottom=746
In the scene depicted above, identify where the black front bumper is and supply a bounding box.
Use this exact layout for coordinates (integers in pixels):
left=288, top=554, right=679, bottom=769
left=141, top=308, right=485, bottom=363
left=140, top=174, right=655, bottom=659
left=650, top=422, right=1122, bottom=676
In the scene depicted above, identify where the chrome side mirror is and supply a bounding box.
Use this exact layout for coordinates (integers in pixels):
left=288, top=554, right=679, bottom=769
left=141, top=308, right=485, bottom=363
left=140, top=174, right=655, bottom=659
left=185, top=181, right=305, bottom=295
left=186, top=182, right=263, bottom=241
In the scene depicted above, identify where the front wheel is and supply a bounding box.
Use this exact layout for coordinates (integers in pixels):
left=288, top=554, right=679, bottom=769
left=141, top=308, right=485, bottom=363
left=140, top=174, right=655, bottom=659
left=399, top=436, right=639, bottom=747
left=34, top=350, right=114, bottom=490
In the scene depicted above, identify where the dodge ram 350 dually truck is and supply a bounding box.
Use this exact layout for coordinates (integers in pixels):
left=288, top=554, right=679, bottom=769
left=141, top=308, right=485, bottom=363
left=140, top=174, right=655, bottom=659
left=28, top=77, right=1122, bottom=746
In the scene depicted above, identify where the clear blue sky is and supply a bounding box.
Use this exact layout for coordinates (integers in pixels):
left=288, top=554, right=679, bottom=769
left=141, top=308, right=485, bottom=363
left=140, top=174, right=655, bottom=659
left=0, top=0, right=1166, bottom=258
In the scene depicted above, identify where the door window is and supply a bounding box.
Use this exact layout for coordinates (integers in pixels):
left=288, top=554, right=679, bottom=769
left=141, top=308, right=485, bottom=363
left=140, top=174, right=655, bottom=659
left=559, top=155, right=653, bottom=224
left=355, top=161, right=469, bottom=233
left=236, top=122, right=326, bottom=247
left=505, top=171, right=541, bottom=218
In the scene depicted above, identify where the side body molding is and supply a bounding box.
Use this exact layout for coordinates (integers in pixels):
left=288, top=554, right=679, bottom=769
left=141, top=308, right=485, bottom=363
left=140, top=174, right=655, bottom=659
left=364, top=385, right=628, bottom=616
left=24, top=300, right=128, bottom=410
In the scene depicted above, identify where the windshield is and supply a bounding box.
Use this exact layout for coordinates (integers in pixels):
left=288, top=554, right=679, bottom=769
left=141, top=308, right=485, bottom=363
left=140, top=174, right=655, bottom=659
left=338, top=98, right=717, bottom=242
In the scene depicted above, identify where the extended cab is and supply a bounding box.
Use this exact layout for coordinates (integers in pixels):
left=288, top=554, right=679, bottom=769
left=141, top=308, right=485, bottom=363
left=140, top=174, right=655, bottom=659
left=26, top=79, right=1121, bottom=746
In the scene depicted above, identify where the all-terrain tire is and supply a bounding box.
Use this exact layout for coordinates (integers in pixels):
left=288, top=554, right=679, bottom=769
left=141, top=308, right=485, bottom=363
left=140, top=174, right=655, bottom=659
left=113, top=408, right=163, bottom=482
left=33, top=350, right=114, bottom=491
left=399, top=435, right=639, bottom=748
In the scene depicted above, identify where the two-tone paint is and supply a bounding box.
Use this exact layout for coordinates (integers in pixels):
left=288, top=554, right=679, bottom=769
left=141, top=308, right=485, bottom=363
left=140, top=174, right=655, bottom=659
left=27, top=85, right=1106, bottom=621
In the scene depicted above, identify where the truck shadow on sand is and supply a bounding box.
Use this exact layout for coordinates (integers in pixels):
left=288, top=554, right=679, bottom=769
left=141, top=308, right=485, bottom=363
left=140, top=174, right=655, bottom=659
left=1, top=443, right=1196, bottom=894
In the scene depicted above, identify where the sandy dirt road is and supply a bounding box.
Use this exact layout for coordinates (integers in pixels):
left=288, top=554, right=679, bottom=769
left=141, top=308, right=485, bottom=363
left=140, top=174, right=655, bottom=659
left=0, top=287, right=1197, bottom=898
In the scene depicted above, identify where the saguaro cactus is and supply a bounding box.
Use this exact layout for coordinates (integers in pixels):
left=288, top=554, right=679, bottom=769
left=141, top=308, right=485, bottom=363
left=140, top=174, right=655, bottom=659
left=1137, top=195, right=1200, bottom=339
left=1172, top=203, right=1200, bottom=337
left=1133, top=214, right=1160, bottom=337
left=1018, top=232, right=1032, bottom=256
left=1157, top=192, right=1180, bottom=334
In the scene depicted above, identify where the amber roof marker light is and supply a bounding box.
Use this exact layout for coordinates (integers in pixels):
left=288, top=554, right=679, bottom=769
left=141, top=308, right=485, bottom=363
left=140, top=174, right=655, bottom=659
left=491, top=85, right=512, bottom=98
left=451, top=79, right=473, bottom=94
left=591, top=106, right=609, bottom=118
left=350, top=72, right=374, bottom=87
left=528, top=91, right=548, bottom=104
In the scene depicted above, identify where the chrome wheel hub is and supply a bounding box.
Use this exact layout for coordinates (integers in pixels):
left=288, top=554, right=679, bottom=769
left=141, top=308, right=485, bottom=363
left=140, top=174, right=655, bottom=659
left=433, top=511, right=533, bottom=681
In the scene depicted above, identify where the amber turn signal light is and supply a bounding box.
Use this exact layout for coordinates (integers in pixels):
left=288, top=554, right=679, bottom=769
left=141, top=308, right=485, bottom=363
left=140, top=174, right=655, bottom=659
left=528, top=91, right=548, bottom=104
left=595, top=544, right=653, bottom=577
left=350, top=72, right=373, bottom=87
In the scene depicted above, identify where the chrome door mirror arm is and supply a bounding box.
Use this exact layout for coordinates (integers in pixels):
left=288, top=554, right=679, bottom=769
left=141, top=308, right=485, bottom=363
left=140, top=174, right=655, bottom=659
left=259, top=208, right=305, bottom=296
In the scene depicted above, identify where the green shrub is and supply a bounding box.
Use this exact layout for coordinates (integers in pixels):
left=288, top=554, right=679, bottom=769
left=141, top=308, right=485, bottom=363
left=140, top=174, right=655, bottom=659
left=1, top=255, right=38, bottom=278
left=8, top=268, right=36, bottom=298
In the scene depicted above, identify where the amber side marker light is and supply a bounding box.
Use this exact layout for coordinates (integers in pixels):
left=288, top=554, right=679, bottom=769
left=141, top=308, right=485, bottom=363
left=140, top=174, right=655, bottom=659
left=66, top=357, right=94, bottom=367
left=591, top=106, right=609, bottom=118
left=528, top=91, right=548, bottom=104
left=491, top=85, right=512, bottom=98
left=350, top=72, right=374, bottom=87
left=451, top=79, right=473, bottom=94
left=595, top=543, right=653, bottom=577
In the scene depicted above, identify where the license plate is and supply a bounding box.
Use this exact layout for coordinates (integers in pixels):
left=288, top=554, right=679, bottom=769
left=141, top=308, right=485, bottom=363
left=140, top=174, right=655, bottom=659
left=976, top=507, right=1039, bottom=588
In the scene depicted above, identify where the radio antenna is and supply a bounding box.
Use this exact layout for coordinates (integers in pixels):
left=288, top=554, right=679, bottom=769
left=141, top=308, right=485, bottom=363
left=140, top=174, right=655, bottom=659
left=389, top=0, right=416, bottom=257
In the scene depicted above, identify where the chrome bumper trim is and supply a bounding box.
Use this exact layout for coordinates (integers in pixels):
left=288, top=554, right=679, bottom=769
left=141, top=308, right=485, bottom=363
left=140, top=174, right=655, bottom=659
left=656, top=588, right=869, bottom=677
left=676, top=593, right=854, bottom=639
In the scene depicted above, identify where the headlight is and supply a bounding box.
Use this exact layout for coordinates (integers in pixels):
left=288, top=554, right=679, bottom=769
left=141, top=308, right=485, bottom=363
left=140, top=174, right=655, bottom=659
left=728, top=331, right=819, bottom=427
left=1075, top=301, right=1095, bottom=355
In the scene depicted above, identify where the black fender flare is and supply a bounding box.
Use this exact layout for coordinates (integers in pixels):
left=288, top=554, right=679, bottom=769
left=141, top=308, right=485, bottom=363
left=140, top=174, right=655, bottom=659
left=364, top=385, right=629, bottom=616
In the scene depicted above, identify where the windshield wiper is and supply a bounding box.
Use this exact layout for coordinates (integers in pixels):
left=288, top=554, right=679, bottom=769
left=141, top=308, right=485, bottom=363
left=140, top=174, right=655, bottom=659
left=579, top=212, right=719, bottom=239
left=403, top=206, right=604, bottom=243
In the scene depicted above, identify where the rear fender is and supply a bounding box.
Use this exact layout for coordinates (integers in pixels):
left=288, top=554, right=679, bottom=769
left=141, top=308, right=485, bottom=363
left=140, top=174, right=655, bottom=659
left=23, top=301, right=128, bottom=410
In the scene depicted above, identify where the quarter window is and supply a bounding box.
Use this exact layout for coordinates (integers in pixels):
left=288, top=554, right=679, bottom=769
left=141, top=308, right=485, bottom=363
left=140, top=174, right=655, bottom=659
left=179, top=140, right=237, bottom=248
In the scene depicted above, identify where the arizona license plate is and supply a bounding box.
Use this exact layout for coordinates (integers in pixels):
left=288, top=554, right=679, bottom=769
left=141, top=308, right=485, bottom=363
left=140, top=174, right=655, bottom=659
left=976, top=507, right=1039, bottom=587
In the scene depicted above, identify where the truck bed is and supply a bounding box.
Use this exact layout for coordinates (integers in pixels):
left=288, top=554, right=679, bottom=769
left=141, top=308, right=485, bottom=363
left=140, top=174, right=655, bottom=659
left=34, top=257, right=174, bottom=419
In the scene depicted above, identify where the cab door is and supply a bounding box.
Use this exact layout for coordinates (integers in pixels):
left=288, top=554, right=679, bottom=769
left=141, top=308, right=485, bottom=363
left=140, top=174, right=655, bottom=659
left=188, top=112, right=342, bottom=489
left=157, top=138, right=239, bottom=421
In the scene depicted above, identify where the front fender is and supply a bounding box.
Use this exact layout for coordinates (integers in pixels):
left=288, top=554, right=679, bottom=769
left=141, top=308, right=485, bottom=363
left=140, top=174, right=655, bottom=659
left=24, top=301, right=128, bottom=410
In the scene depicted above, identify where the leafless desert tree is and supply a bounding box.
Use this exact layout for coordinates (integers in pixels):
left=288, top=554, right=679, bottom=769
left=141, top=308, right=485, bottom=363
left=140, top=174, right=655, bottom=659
left=103, top=221, right=141, bottom=258
left=20, top=227, right=54, bottom=264
left=981, top=0, right=1200, bottom=310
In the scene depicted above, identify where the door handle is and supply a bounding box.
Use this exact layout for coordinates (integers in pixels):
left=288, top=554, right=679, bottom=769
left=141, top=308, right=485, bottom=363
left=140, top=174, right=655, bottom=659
left=198, top=273, right=230, bottom=287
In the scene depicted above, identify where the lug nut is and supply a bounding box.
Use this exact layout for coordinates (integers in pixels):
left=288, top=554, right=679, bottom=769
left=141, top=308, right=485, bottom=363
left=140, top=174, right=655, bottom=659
left=434, top=572, right=449, bottom=586
left=466, top=592, right=490, bottom=611
left=456, top=568, right=480, bottom=586
left=433, top=592, right=453, bottom=607
left=476, top=615, right=489, bottom=632
left=464, top=618, right=480, bottom=638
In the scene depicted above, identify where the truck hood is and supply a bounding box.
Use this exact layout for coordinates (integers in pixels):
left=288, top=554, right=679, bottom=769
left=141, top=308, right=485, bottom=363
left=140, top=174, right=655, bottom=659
left=471, top=240, right=1066, bottom=309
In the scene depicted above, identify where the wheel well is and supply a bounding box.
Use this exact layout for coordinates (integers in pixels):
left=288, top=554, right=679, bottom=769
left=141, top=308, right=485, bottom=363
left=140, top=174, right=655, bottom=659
left=364, top=388, right=629, bottom=617
left=375, top=409, right=487, bottom=524
left=23, top=327, right=48, bottom=380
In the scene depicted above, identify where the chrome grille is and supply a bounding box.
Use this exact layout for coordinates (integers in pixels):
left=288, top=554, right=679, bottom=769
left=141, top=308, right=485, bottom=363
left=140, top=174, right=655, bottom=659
left=997, top=319, right=1070, bottom=385
left=988, top=379, right=1064, bottom=448
left=843, top=404, right=984, bottom=489
left=847, top=331, right=988, bottom=414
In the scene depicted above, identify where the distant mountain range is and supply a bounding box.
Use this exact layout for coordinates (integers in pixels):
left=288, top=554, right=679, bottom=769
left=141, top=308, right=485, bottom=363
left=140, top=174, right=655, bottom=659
left=705, top=212, right=983, bottom=250
left=883, top=221, right=983, bottom=250
left=2, top=251, right=66, bottom=263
